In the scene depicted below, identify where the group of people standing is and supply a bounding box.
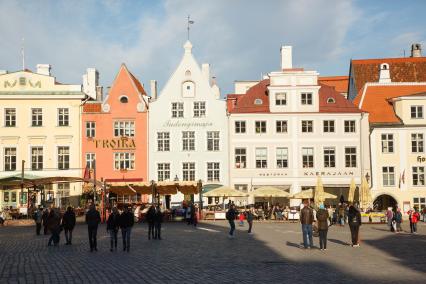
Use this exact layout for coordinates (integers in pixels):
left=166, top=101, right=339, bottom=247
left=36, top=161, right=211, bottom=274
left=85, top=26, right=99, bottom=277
left=386, top=207, right=421, bottom=234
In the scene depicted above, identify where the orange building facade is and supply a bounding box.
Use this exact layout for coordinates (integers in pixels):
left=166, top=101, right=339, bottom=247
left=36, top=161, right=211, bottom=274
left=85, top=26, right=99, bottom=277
left=82, top=64, right=149, bottom=200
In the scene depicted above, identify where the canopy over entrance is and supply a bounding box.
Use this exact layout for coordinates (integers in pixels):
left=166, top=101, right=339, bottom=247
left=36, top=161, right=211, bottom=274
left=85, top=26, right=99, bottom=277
left=0, top=174, right=84, bottom=189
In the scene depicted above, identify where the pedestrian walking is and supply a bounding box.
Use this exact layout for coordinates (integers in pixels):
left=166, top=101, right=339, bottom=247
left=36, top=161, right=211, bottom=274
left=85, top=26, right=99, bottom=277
left=316, top=204, right=329, bottom=251
left=348, top=205, right=362, bottom=247
left=226, top=204, right=238, bottom=238
left=246, top=207, right=255, bottom=234
left=300, top=200, right=314, bottom=249
left=154, top=205, right=163, bottom=240
left=409, top=208, right=420, bottom=234
left=42, top=208, right=49, bottom=235
left=146, top=205, right=156, bottom=240
left=386, top=207, right=394, bottom=232
left=85, top=204, right=101, bottom=252
left=107, top=207, right=120, bottom=252
left=33, top=207, right=43, bottom=235
left=62, top=206, right=76, bottom=245
left=238, top=211, right=245, bottom=226
left=47, top=208, right=61, bottom=247
left=186, top=203, right=192, bottom=225
left=394, top=208, right=402, bottom=233
left=119, top=205, right=134, bottom=251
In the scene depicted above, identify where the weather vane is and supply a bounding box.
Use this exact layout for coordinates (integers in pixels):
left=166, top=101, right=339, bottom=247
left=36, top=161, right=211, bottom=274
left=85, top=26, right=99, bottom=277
left=187, top=15, right=194, bottom=40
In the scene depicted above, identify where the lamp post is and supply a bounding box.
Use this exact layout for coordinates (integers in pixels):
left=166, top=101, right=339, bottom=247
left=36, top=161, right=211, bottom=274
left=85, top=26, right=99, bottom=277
left=150, top=180, right=155, bottom=205
left=197, top=179, right=203, bottom=220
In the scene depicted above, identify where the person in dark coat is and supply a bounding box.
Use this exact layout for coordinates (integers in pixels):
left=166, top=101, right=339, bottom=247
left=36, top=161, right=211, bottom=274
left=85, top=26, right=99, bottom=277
left=47, top=208, right=61, bottom=247
left=106, top=207, right=120, bottom=252
left=300, top=200, right=314, bottom=249
left=154, top=205, right=163, bottom=240
left=42, top=208, right=49, bottom=235
left=226, top=203, right=238, bottom=238
left=33, top=208, right=43, bottom=235
left=348, top=205, right=362, bottom=247
left=146, top=205, right=156, bottom=240
left=394, top=208, right=403, bottom=233
left=62, top=206, right=76, bottom=245
left=316, top=204, right=329, bottom=250
left=246, top=207, right=255, bottom=234
left=119, top=205, right=134, bottom=252
left=85, top=204, right=101, bottom=252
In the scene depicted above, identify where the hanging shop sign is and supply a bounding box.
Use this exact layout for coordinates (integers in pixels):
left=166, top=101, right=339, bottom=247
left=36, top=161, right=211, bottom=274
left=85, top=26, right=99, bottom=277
left=93, top=137, right=136, bottom=150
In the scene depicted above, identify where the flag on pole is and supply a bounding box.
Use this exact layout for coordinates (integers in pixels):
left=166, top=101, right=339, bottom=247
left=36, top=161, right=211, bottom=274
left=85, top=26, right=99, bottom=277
left=83, top=165, right=90, bottom=181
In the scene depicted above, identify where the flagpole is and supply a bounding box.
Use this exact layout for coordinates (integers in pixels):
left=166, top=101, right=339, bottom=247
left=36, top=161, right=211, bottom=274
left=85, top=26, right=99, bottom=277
left=93, top=160, right=96, bottom=204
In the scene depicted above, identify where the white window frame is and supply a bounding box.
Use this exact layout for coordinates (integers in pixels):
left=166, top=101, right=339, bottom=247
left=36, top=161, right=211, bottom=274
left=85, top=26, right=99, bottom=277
left=235, top=121, right=246, bottom=134
left=412, top=166, right=425, bottom=186
left=157, top=163, right=171, bottom=181
left=323, top=147, right=336, bottom=168
left=86, top=153, right=96, bottom=169
left=276, top=120, right=288, bottom=133
left=302, top=147, right=314, bottom=168
left=301, top=120, right=313, bottom=133
left=193, top=101, right=206, bottom=118
left=323, top=120, right=335, bottom=133
left=4, top=147, right=17, bottom=171
left=255, top=148, right=267, bottom=168
left=301, top=93, right=313, bottom=105
left=411, top=133, right=424, bottom=153
left=172, top=102, right=184, bottom=118
left=182, top=131, right=195, bottom=151
left=86, top=121, right=96, bottom=138
left=31, top=108, right=43, bottom=127
left=235, top=148, right=246, bottom=169
left=255, top=121, right=266, bottom=134
left=276, top=147, right=288, bottom=168
left=207, top=162, right=220, bottom=182
left=58, top=108, right=69, bottom=127
left=5, top=108, right=16, bottom=127
left=182, top=162, right=195, bottom=181
left=382, top=166, right=395, bottom=186
left=411, top=105, right=423, bottom=119
left=157, top=132, right=170, bottom=152
left=207, top=131, right=219, bottom=151
left=57, top=146, right=70, bottom=170
left=113, top=121, right=135, bottom=137
left=344, top=120, right=356, bottom=133
left=30, top=146, right=43, bottom=171
left=275, top=93, right=287, bottom=105
left=345, top=147, right=357, bottom=168
left=381, top=134, right=394, bottom=153
left=114, top=152, right=135, bottom=170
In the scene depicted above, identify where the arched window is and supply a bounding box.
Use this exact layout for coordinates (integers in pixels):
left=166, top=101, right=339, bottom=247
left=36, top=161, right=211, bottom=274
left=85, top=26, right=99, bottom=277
left=327, top=97, right=335, bottom=104
left=120, top=96, right=128, bottom=103
left=185, top=70, right=191, bottom=77
left=254, top=99, right=263, bottom=105
left=380, top=63, right=389, bottom=70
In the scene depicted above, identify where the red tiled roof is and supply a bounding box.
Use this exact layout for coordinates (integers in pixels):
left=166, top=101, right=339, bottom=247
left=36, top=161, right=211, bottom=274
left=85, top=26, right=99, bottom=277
left=318, top=84, right=361, bottom=113
left=318, top=76, right=348, bottom=94
left=354, top=84, right=426, bottom=124
left=351, top=57, right=426, bottom=95
left=83, top=103, right=102, bottom=113
left=128, top=71, right=146, bottom=95
left=227, top=79, right=270, bottom=113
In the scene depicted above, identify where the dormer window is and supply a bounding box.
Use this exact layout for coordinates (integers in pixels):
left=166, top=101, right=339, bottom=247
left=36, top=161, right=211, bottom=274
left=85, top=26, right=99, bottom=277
left=185, top=70, right=191, bottom=77
left=327, top=97, right=335, bottom=104
left=254, top=99, right=263, bottom=105
left=120, top=96, right=129, bottom=103
left=380, top=63, right=389, bottom=70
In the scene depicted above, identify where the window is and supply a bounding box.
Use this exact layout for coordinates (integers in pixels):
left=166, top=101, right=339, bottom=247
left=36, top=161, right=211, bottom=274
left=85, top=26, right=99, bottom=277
left=19, top=77, right=26, bottom=86
left=413, top=167, right=425, bottom=186
left=114, top=152, right=135, bottom=170
left=19, top=192, right=27, bottom=204
left=324, top=147, right=336, bottom=168
left=255, top=148, right=267, bottom=168
left=301, top=93, right=313, bottom=105
left=345, top=147, right=357, bottom=167
left=86, top=153, right=96, bottom=169
left=31, top=108, right=43, bottom=127
left=235, top=148, right=247, bottom=168
left=194, top=101, right=206, bottom=117
left=235, top=121, right=246, bottom=133
left=323, top=120, right=335, bottom=133
left=5, top=108, right=16, bottom=127
left=11, top=192, right=16, bottom=203
left=207, top=162, right=220, bottom=182
left=411, top=133, right=424, bottom=153
left=157, top=132, right=170, bottom=152
left=301, top=120, right=313, bottom=133
left=276, top=147, right=288, bottom=168
left=413, top=197, right=426, bottom=210
left=381, top=134, right=394, bottom=153
left=411, top=106, right=423, bottom=119
left=235, top=184, right=248, bottom=193
left=31, top=147, right=43, bottom=171
left=344, top=120, right=356, bottom=133
left=302, top=147, right=314, bottom=168
left=182, top=162, right=195, bottom=181
left=120, top=96, right=128, bottom=103
left=327, top=97, right=335, bottom=104
left=207, top=131, right=220, bottom=151
left=114, top=121, right=135, bottom=137
left=276, top=120, right=288, bottom=133
left=255, top=121, right=266, bottom=133
left=157, top=163, right=170, bottom=181
left=57, top=146, right=70, bottom=170
left=182, top=131, right=195, bottom=151
left=172, top=102, right=184, bottom=118
left=4, top=147, right=16, bottom=171
left=275, top=93, right=287, bottom=105
left=86, top=122, right=96, bottom=138
left=254, top=99, right=263, bottom=105
left=382, top=166, right=395, bottom=186
left=58, top=108, right=69, bottom=126
left=3, top=192, right=9, bottom=202
left=57, top=183, right=70, bottom=199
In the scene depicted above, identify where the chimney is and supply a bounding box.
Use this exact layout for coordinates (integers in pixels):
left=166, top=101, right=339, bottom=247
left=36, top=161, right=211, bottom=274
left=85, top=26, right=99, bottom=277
left=36, top=64, right=51, bottom=76
left=96, top=86, right=103, bottom=102
left=82, top=68, right=99, bottom=100
left=202, top=63, right=210, bottom=85
left=150, top=80, right=157, bottom=100
left=411, top=43, right=422, bottom=57
left=379, top=63, right=391, bottom=83
left=211, top=77, right=220, bottom=99
left=280, top=46, right=292, bottom=69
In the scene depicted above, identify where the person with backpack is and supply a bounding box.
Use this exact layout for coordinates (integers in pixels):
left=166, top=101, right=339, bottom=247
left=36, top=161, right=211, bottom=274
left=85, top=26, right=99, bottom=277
left=119, top=205, right=135, bottom=251
left=106, top=207, right=120, bottom=251
left=394, top=208, right=403, bottom=233
left=316, top=204, right=329, bottom=250
left=33, top=207, right=43, bottom=235
left=410, top=208, right=421, bottom=234
left=62, top=206, right=76, bottom=245
left=146, top=205, right=156, bottom=240
left=348, top=205, right=362, bottom=247
left=226, top=203, right=238, bottom=238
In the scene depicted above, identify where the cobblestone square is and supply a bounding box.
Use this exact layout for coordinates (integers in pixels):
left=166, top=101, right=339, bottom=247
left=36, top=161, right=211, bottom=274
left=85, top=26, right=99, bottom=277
left=0, top=221, right=425, bottom=283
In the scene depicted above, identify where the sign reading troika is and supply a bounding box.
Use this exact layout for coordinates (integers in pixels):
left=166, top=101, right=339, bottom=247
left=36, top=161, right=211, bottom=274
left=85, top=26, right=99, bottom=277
left=92, top=137, right=136, bottom=150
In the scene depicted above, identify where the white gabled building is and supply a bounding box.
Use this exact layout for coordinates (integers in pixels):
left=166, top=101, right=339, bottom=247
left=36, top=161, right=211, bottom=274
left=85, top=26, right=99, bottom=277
left=227, top=46, right=370, bottom=207
left=148, top=41, right=228, bottom=207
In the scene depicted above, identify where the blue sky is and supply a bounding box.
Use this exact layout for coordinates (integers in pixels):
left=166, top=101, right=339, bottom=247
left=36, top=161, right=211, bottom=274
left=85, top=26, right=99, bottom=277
left=0, top=0, right=425, bottom=95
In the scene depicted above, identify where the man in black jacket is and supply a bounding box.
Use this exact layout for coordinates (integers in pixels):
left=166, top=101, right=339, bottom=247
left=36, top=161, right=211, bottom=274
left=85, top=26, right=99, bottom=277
left=146, top=205, right=156, bottom=240
left=120, top=205, right=134, bottom=252
left=300, top=200, right=314, bottom=249
left=348, top=205, right=362, bottom=247
left=226, top=203, right=238, bottom=238
left=154, top=205, right=163, bottom=240
left=62, top=206, right=76, bottom=245
left=85, top=204, right=101, bottom=252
